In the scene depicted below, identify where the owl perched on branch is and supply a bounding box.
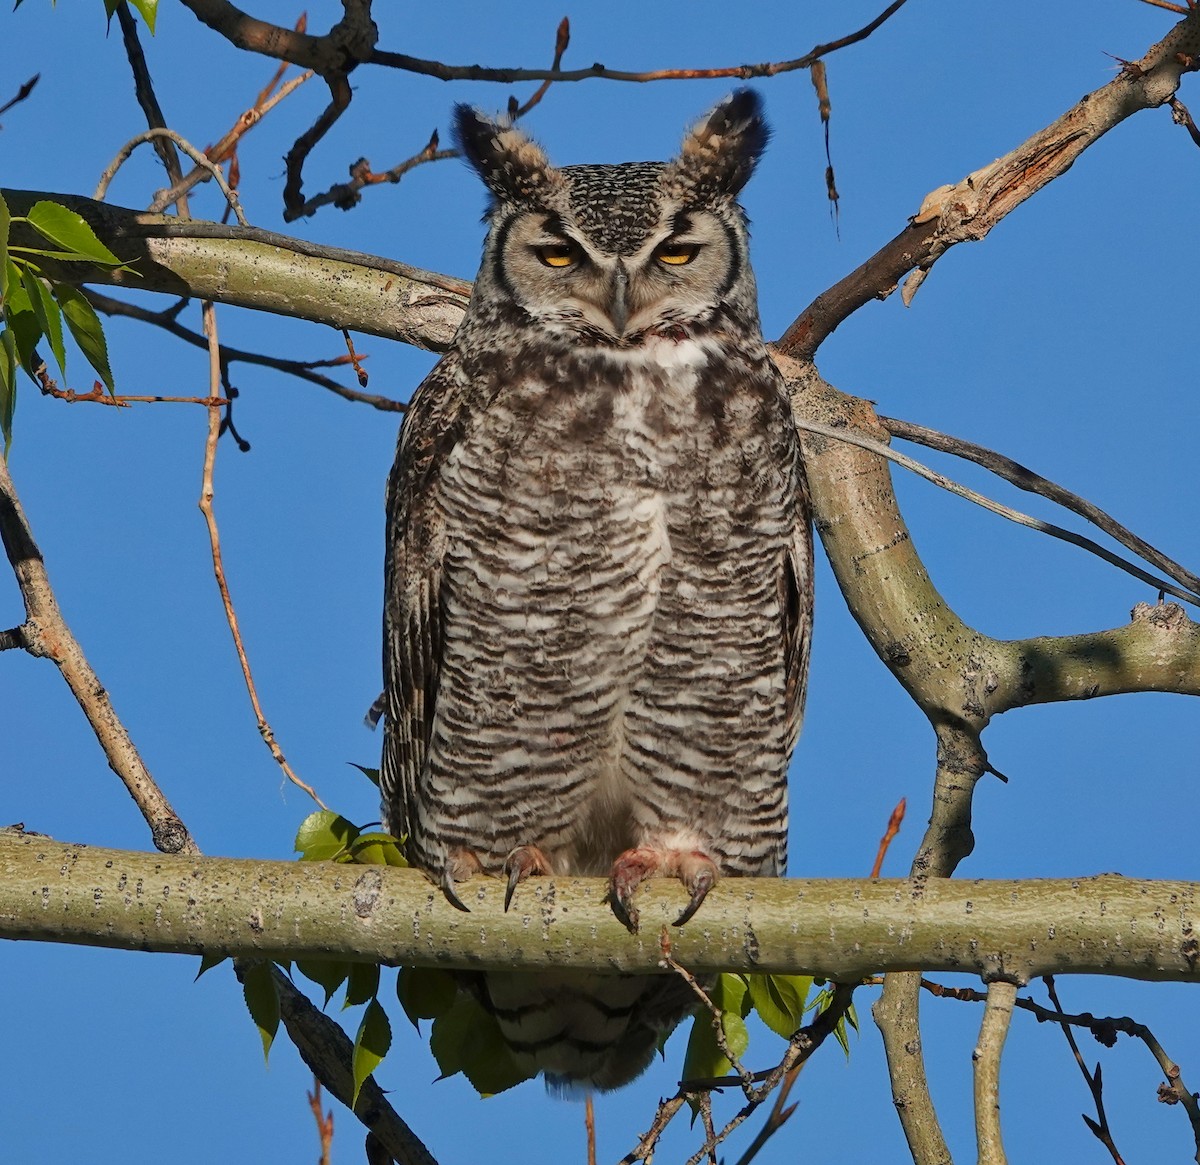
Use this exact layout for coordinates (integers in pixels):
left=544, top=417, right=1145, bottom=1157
left=381, top=89, right=812, bottom=1091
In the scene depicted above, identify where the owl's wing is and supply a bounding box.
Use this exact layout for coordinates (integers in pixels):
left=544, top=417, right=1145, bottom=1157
left=381, top=353, right=468, bottom=852
left=781, top=465, right=814, bottom=752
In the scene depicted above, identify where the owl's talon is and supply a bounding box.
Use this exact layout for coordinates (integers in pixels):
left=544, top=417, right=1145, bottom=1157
left=502, top=844, right=553, bottom=911
left=441, top=878, right=471, bottom=913
left=674, top=862, right=716, bottom=927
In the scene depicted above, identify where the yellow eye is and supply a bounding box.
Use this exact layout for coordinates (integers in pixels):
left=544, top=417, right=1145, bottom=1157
left=654, top=242, right=700, bottom=266
left=535, top=243, right=579, bottom=268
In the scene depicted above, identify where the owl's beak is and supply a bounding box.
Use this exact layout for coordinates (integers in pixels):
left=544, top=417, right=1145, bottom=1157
left=607, top=261, right=629, bottom=336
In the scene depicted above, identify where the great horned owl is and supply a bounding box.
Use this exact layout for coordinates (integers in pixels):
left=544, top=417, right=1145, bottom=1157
left=382, top=90, right=812, bottom=1091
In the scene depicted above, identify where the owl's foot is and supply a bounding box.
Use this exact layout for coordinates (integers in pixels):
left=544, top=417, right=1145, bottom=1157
left=608, top=846, right=719, bottom=933
left=503, top=844, right=554, bottom=911
left=440, top=847, right=484, bottom=912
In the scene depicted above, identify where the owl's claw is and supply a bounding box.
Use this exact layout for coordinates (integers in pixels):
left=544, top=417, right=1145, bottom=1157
left=674, top=860, right=717, bottom=927
left=502, top=844, right=554, bottom=911
left=440, top=846, right=484, bottom=912
left=608, top=847, right=719, bottom=934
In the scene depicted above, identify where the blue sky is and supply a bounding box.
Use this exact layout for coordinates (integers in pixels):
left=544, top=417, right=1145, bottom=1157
left=4, top=1, right=1199, bottom=1162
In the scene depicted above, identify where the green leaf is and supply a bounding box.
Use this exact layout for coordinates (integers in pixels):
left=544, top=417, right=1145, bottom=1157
left=429, top=993, right=532, bottom=1096
left=348, top=831, right=407, bottom=867
left=20, top=267, right=65, bottom=378
left=294, top=958, right=350, bottom=1007
left=0, top=329, right=17, bottom=453
left=351, top=998, right=392, bottom=1107
left=129, top=0, right=158, bottom=33
left=51, top=283, right=114, bottom=395
left=4, top=262, right=42, bottom=379
left=746, top=973, right=812, bottom=1040
left=194, top=952, right=227, bottom=980
left=241, top=962, right=280, bottom=1064
left=344, top=961, right=380, bottom=1009
left=681, top=974, right=751, bottom=1101
left=0, top=193, right=10, bottom=299
left=397, top=966, right=459, bottom=1027
left=26, top=201, right=121, bottom=265
left=349, top=762, right=381, bottom=788
left=294, top=810, right=360, bottom=861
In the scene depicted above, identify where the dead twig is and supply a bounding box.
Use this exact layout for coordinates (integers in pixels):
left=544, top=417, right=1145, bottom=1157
left=196, top=300, right=326, bottom=810
left=150, top=67, right=314, bottom=213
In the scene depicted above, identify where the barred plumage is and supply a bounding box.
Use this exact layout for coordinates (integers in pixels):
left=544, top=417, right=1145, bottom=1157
left=382, top=90, right=812, bottom=1091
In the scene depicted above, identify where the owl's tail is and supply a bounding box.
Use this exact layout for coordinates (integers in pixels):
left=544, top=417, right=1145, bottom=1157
left=468, top=968, right=700, bottom=1093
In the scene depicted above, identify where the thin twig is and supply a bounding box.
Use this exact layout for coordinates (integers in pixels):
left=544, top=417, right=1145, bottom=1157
left=918, top=977, right=1200, bottom=1160
left=584, top=1093, right=597, bottom=1165
left=94, top=129, right=248, bottom=226
left=39, top=379, right=229, bottom=408
left=84, top=290, right=407, bottom=412
left=0, top=74, right=39, bottom=121
left=370, top=0, right=910, bottom=83
left=1044, top=976, right=1127, bottom=1165
left=881, top=415, right=1200, bottom=601
left=974, top=980, right=1017, bottom=1165
left=794, top=415, right=1200, bottom=606
left=116, top=2, right=182, bottom=185
left=196, top=300, right=326, bottom=809
left=308, top=1077, right=334, bottom=1165
left=150, top=68, right=314, bottom=213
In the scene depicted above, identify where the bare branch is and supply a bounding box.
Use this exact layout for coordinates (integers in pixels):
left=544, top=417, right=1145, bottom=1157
left=197, top=301, right=326, bottom=810
left=974, top=980, right=1018, bottom=1165
left=370, top=0, right=910, bottom=83
left=777, top=10, right=1200, bottom=357
left=881, top=415, right=1200, bottom=602
left=0, top=73, right=39, bottom=121
left=94, top=129, right=248, bottom=226
left=0, top=189, right=471, bottom=350
left=85, top=290, right=407, bottom=412
left=0, top=459, right=196, bottom=855
left=1044, top=977, right=1127, bottom=1165
left=792, top=415, right=1200, bottom=607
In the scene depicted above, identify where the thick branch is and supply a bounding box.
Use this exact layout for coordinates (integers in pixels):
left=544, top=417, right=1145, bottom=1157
left=2, top=833, right=1199, bottom=983
left=0, top=189, right=469, bottom=351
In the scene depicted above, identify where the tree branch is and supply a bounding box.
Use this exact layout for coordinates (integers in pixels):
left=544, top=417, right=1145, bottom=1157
left=0, top=189, right=470, bottom=351
left=0, top=460, right=196, bottom=855
left=3, top=832, right=1199, bottom=982
left=974, top=980, right=1018, bottom=1165
left=777, top=9, right=1200, bottom=358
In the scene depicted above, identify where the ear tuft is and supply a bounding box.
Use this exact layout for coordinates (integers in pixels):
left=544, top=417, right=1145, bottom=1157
left=452, top=106, right=558, bottom=203
left=673, top=88, right=768, bottom=198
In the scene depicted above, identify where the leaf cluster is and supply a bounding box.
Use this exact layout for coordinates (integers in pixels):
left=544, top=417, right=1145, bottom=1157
left=0, top=193, right=126, bottom=449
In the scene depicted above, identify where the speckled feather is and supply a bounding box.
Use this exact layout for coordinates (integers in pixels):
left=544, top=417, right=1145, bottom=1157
left=382, top=90, right=812, bottom=1091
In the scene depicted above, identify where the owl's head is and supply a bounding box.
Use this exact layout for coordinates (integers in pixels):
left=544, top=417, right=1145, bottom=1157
left=453, top=90, right=768, bottom=344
